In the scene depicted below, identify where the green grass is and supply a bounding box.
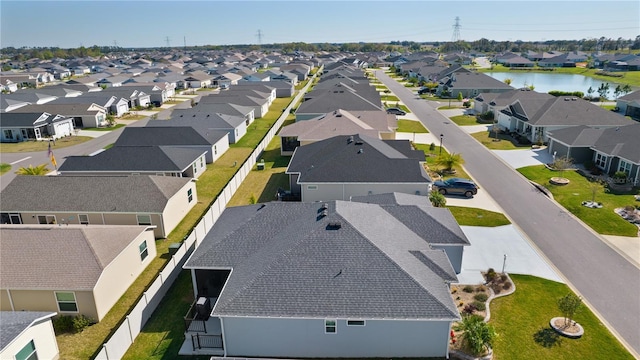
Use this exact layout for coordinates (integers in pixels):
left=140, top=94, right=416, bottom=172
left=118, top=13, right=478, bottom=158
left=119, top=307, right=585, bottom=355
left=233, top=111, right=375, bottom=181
left=449, top=114, right=483, bottom=126
left=381, top=95, right=400, bottom=102
left=0, top=136, right=94, bottom=153
left=470, top=131, right=532, bottom=150
left=83, top=124, right=125, bottom=131
left=0, top=163, right=11, bottom=174
left=397, top=104, right=411, bottom=113
left=490, top=274, right=635, bottom=360
left=518, top=165, right=639, bottom=236
left=103, top=143, right=114, bottom=150
left=437, top=104, right=463, bottom=110
left=397, top=120, right=428, bottom=133
left=414, top=144, right=470, bottom=180
left=601, top=104, right=617, bottom=110
left=448, top=206, right=511, bottom=227
left=120, top=114, right=147, bottom=120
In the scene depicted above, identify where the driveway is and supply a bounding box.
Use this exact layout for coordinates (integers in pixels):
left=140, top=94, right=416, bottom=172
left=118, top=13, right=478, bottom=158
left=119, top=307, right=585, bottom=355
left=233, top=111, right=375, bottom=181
left=493, top=148, right=554, bottom=169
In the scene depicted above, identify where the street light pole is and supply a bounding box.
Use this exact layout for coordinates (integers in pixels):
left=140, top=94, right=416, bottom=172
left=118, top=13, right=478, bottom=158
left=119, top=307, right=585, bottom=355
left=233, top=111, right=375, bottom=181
left=439, top=134, right=444, bottom=155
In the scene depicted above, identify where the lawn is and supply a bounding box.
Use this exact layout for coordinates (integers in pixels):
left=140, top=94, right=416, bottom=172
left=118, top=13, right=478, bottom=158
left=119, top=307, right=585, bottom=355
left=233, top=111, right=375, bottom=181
left=0, top=163, right=11, bottom=174
left=397, top=120, right=428, bottom=133
left=83, top=124, right=125, bottom=131
left=413, top=143, right=471, bottom=180
left=490, top=274, right=635, bottom=360
left=448, top=206, right=511, bottom=227
left=381, top=95, right=400, bottom=102
left=449, top=114, right=483, bottom=126
left=0, top=136, right=94, bottom=153
left=518, top=165, right=639, bottom=236
left=471, top=131, right=532, bottom=150
left=119, top=114, right=147, bottom=120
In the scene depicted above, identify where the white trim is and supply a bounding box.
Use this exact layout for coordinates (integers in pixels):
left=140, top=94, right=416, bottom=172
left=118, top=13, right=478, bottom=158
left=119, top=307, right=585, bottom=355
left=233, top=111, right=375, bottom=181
left=54, top=291, right=78, bottom=313
left=346, top=319, right=366, bottom=326
left=6, top=289, right=14, bottom=311
left=324, top=319, right=337, bottom=334
left=78, top=213, right=89, bottom=225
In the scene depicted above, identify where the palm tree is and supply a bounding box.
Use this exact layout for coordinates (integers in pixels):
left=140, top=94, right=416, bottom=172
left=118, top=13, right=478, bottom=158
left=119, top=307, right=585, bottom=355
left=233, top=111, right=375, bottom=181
left=429, top=191, right=447, bottom=207
left=454, top=315, right=497, bottom=356
left=15, top=164, right=50, bottom=175
left=436, top=152, right=465, bottom=172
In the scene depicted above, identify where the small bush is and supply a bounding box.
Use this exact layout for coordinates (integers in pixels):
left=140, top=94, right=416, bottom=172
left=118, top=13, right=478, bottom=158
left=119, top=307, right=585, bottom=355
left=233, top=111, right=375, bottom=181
left=500, top=273, right=508, bottom=282
left=476, top=285, right=487, bottom=292
left=503, top=281, right=512, bottom=290
left=463, top=303, right=478, bottom=315
left=474, top=293, right=489, bottom=302
left=429, top=142, right=436, bottom=151
left=473, top=301, right=486, bottom=311
left=53, top=315, right=74, bottom=334
left=463, top=285, right=474, bottom=293
left=485, top=268, right=497, bottom=283
left=73, top=314, right=94, bottom=333
left=491, top=282, right=503, bottom=294
left=451, top=288, right=458, bottom=294
left=459, top=301, right=465, bottom=307
left=456, top=296, right=461, bottom=300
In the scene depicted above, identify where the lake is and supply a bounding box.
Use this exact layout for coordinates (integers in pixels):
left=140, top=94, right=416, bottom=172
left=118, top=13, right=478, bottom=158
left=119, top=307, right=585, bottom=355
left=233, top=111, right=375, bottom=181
left=484, top=72, right=621, bottom=98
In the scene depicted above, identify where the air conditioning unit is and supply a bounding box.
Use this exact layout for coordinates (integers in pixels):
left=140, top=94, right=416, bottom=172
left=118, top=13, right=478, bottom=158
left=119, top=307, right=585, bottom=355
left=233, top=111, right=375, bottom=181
left=196, top=297, right=211, bottom=320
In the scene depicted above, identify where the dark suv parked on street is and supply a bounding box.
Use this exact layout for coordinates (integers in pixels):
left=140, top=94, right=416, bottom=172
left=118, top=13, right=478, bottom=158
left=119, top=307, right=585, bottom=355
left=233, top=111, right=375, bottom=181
left=433, top=178, right=478, bottom=198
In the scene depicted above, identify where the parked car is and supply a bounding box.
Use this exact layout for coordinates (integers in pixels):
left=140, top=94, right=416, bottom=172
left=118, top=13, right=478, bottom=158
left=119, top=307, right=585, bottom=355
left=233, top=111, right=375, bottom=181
left=417, top=87, right=431, bottom=95
left=386, top=107, right=406, bottom=116
left=433, top=178, right=478, bottom=198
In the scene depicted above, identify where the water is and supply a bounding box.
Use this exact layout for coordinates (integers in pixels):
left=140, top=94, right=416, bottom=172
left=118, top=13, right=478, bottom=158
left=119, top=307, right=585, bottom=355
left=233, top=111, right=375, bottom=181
left=484, top=72, right=621, bottom=98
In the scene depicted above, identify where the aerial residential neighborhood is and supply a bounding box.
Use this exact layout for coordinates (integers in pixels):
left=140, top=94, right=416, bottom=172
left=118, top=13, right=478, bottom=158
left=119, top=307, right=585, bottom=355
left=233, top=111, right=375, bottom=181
left=1, top=3, right=640, bottom=360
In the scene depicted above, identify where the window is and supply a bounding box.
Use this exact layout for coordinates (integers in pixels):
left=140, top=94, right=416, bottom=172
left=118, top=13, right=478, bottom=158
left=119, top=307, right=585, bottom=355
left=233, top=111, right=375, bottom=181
left=325, top=319, right=336, bottom=334
left=193, top=161, right=198, bottom=173
left=137, top=214, right=152, bottom=226
left=139, top=240, right=149, bottom=261
left=200, top=157, right=204, bottom=168
left=347, top=320, right=365, bottom=326
left=9, top=213, right=22, bottom=224
left=307, top=185, right=318, bottom=190
left=55, top=292, right=78, bottom=312
left=618, top=160, right=632, bottom=175
left=15, top=340, right=38, bottom=360
left=187, top=188, right=193, bottom=203
left=595, top=153, right=607, bottom=169
left=78, top=214, right=89, bottom=225
left=4, top=129, right=13, bottom=139
left=37, top=215, right=56, bottom=224
left=214, top=145, right=218, bottom=155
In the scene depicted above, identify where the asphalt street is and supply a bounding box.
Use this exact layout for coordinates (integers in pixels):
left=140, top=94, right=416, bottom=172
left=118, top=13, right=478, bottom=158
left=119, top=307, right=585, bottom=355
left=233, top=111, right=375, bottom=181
left=376, top=70, right=640, bottom=357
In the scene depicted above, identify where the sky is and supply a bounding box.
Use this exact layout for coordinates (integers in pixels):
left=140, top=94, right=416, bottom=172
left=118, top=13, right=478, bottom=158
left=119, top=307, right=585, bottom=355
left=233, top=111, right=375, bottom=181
left=1, top=0, right=638, bottom=49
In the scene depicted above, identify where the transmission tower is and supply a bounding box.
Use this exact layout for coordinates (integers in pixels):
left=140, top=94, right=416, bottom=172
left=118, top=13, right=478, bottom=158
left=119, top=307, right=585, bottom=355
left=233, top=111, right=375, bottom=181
left=451, top=16, right=461, bottom=42
left=165, top=36, right=171, bottom=48
left=256, top=29, right=263, bottom=45
left=184, top=36, right=187, bottom=49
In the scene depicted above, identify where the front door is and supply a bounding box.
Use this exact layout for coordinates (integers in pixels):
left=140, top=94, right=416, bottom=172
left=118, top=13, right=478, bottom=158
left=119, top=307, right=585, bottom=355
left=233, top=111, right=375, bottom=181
left=34, top=127, right=42, bottom=140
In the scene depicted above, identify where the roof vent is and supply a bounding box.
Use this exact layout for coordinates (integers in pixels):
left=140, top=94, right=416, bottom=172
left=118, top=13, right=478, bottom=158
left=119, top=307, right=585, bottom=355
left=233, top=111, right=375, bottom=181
left=564, top=98, right=570, bottom=101
left=326, top=221, right=342, bottom=230
left=571, top=97, right=577, bottom=101
left=347, top=136, right=354, bottom=144
left=354, top=140, right=363, bottom=145
left=321, top=202, right=329, bottom=210
left=336, top=113, right=342, bottom=117
left=357, top=148, right=364, bottom=154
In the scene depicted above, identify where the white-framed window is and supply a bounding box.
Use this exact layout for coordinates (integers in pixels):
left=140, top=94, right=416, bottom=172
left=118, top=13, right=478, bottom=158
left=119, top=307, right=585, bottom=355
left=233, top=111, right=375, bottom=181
left=618, top=160, right=632, bottom=175
left=307, top=185, right=318, bottom=190
left=137, top=214, right=152, bottom=226
left=200, top=157, right=204, bottom=168
left=78, top=214, right=89, bottom=225
left=9, top=213, right=22, bottom=224
left=139, top=240, right=149, bottom=261
left=595, top=153, right=607, bottom=169
left=4, top=129, right=13, bottom=139
left=347, top=320, right=365, bottom=326
left=187, top=188, right=193, bottom=203
left=325, top=319, right=336, bottom=334
left=214, top=145, right=218, bottom=155
left=15, top=339, right=38, bottom=360
left=37, top=215, right=56, bottom=224
left=55, top=291, right=78, bottom=312
left=193, top=161, right=198, bottom=173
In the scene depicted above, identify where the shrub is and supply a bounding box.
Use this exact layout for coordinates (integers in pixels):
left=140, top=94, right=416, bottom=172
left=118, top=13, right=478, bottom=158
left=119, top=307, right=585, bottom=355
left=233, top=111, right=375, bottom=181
left=459, top=301, right=465, bottom=307
left=476, top=285, right=487, bottom=292
left=491, top=282, right=503, bottom=294
left=456, top=296, right=461, bottom=300
left=451, top=288, right=458, bottom=294
left=463, top=285, right=474, bottom=293
left=474, top=293, right=489, bottom=302
left=463, top=303, right=478, bottom=315
left=485, top=268, right=497, bottom=283
left=53, top=315, right=74, bottom=334
left=429, top=142, right=436, bottom=151
left=73, top=314, right=95, bottom=333
left=503, top=281, right=512, bottom=290
left=473, top=300, right=487, bottom=311
left=500, top=273, right=508, bottom=282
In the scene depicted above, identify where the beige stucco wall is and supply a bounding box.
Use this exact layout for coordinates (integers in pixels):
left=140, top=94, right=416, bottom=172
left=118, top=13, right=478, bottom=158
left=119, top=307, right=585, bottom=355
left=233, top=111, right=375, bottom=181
left=1, top=289, right=98, bottom=320
left=161, top=180, right=197, bottom=238
left=0, top=316, right=59, bottom=360
left=92, top=229, right=157, bottom=321
left=301, top=183, right=431, bottom=202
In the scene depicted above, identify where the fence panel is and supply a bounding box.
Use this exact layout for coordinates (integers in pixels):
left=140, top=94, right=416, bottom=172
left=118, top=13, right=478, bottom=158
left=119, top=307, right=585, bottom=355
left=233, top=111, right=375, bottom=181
left=142, top=277, right=164, bottom=317
left=126, top=296, right=147, bottom=340
left=102, top=318, right=133, bottom=360
left=94, top=347, right=108, bottom=360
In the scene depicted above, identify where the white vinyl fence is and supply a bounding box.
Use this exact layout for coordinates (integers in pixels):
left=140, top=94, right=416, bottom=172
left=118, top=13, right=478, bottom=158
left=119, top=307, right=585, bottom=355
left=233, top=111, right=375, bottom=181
left=92, top=73, right=315, bottom=359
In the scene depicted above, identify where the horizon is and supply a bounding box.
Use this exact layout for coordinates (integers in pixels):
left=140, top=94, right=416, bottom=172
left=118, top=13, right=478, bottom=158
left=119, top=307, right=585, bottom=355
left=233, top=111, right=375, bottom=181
left=1, top=1, right=638, bottom=49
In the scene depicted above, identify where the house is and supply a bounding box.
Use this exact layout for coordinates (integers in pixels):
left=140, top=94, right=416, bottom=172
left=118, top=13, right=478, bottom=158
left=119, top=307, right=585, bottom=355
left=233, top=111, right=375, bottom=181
left=198, top=93, right=270, bottom=118
left=295, top=88, right=383, bottom=121
left=101, top=87, right=152, bottom=108
left=115, top=126, right=224, bottom=163
left=0, top=225, right=156, bottom=321
left=502, top=55, right=535, bottom=68
left=616, top=90, right=640, bottom=120
left=0, top=112, right=74, bottom=142
left=474, top=88, right=554, bottom=117
left=0, top=76, right=19, bottom=92
left=286, top=134, right=432, bottom=202
left=241, top=72, right=271, bottom=82
left=58, top=145, right=208, bottom=179
left=0, top=311, right=59, bottom=360
left=0, top=175, right=197, bottom=238
left=183, top=71, right=214, bottom=89
left=123, top=83, right=175, bottom=105
left=11, top=103, right=108, bottom=128
left=538, top=52, right=588, bottom=68
left=279, top=109, right=397, bottom=155
left=180, top=197, right=462, bottom=357
left=52, top=93, right=130, bottom=117
left=236, top=80, right=294, bottom=98
left=437, top=71, right=514, bottom=99
left=148, top=113, right=240, bottom=146
left=547, top=123, right=640, bottom=185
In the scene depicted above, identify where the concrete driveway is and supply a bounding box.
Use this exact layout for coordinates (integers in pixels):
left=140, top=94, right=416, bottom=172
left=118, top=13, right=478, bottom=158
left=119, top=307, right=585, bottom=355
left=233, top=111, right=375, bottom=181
left=493, top=148, right=554, bottom=169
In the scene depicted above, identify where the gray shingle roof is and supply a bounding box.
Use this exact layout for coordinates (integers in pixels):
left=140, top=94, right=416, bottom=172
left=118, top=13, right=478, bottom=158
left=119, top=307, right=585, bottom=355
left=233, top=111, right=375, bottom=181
left=184, top=201, right=460, bottom=320
left=115, top=126, right=220, bottom=146
left=0, top=311, right=56, bottom=351
left=286, top=134, right=431, bottom=183
left=592, top=123, right=640, bottom=163
left=526, top=97, right=633, bottom=127
left=278, top=109, right=393, bottom=141
left=0, top=175, right=190, bottom=213
left=0, top=225, right=149, bottom=290
left=296, top=89, right=382, bottom=114
left=58, top=146, right=206, bottom=173
left=547, top=125, right=605, bottom=147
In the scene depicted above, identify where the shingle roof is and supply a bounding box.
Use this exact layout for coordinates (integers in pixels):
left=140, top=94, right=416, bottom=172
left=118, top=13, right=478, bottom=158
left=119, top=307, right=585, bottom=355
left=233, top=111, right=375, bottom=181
left=525, top=97, right=633, bottom=127
left=0, top=311, right=56, bottom=351
left=0, top=175, right=190, bottom=212
left=278, top=109, right=393, bottom=141
left=286, top=134, right=431, bottom=183
left=547, top=125, right=605, bottom=147
left=115, top=126, right=219, bottom=146
left=58, top=146, right=206, bottom=173
left=296, top=89, right=382, bottom=114
left=592, top=123, right=640, bottom=163
left=184, top=201, right=460, bottom=320
left=0, top=225, right=149, bottom=290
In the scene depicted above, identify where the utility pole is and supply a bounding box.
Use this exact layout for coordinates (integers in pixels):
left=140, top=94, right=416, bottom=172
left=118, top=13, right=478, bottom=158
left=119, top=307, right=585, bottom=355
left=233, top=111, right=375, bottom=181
left=256, top=29, right=263, bottom=46
left=184, top=36, right=187, bottom=49
left=165, top=36, right=171, bottom=48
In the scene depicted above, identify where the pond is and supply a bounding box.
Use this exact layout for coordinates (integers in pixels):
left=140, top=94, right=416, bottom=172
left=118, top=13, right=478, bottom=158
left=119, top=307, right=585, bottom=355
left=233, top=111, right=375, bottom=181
left=484, top=72, right=622, bottom=98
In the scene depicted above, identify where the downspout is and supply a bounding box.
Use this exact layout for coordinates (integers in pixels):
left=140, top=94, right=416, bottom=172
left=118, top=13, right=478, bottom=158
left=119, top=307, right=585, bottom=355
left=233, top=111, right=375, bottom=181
left=446, top=320, right=452, bottom=359
left=220, top=317, right=228, bottom=357
left=190, top=269, right=198, bottom=298
left=6, top=289, right=15, bottom=311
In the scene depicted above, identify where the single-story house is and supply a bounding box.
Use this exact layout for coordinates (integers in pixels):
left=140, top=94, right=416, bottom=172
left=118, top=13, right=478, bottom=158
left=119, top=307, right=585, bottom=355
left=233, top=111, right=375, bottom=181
left=286, top=134, right=432, bottom=202
left=198, top=93, right=269, bottom=119
left=184, top=71, right=214, bottom=89
left=0, top=311, right=59, bottom=360
left=616, top=90, right=640, bottom=120
left=0, top=112, right=74, bottom=142
left=295, top=88, right=383, bottom=121
left=0, top=175, right=197, bottom=238
left=180, top=197, right=462, bottom=357
left=437, top=71, right=514, bottom=99
left=11, top=103, right=108, bottom=128
left=0, top=225, right=156, bottom=321
left=236, top=80, right=294, bottom=98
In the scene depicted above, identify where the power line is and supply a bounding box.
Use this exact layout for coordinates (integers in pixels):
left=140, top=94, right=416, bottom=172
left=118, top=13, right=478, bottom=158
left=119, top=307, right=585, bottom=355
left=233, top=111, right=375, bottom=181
left=452, top=16, right=461, bottom=42
left=164, top=36, right=170, bottom=48
left=256, top=29, right=263, bottom=45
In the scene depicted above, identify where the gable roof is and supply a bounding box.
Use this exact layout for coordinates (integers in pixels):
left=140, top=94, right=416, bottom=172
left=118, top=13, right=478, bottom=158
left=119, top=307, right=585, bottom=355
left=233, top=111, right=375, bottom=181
left=286, top=134, right=430, bottom=183
left=279, top=109, right=394, bottom=141
left=0, top=225, right=150, bottom=290
left=115, top=126, right=220, bottom=146
left=296, top=89, right=382, bottom=114
left=0, top=175, right=190, bottom=213
left=0, top=311, right=56, bottom=352
left=591, top=123, right=640, bottom=163
left=523, top=97, right=632, bottom=127
left=184, top=201, right=460, bottom=320
left=0, top=112, right=71, bottom=127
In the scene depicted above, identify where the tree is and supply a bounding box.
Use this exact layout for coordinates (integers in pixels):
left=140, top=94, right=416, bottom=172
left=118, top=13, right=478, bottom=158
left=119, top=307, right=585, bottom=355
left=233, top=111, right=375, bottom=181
left=429, top=190, right=446, bottom=207
left=622, top=84, right=632, bottom=96
left=588, top=179, right=604, bottom=203
left=454, top=315, right=497, bottom=356
left=457, top=92, right=464, bottom=104
left=436, top=152, right=464, bottom=172
left=586, top=86, right=595, bottom=100
left=597, top=82, right=610, bottom=104
left=15, top=164, right=50, bottom=175
left=557, top=293, right=582, bottom=326
left=613, top=85, right=623, bottom=100
left=504, top=78, right=512, bottom=85
left=550, top=156, right=573, bottom=178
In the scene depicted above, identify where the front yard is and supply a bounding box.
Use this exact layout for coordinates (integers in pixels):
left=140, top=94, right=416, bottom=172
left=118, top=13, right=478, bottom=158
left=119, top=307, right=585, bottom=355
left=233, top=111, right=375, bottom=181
left=0, top=136, right=94, bottom=153
left=518, top=165, right=639, bottom=237
left=397, top=119, right=428, bottom=133
left=471, top=130, right=533, bottom=150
